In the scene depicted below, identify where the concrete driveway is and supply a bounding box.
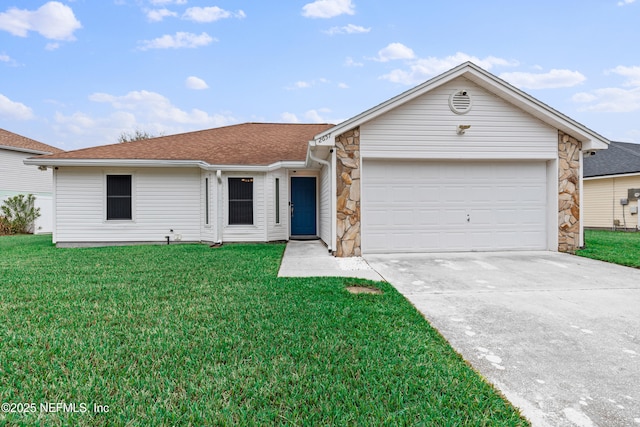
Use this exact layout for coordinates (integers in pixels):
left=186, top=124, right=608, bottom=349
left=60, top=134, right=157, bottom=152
left=366, top=251, right=640, bottom=427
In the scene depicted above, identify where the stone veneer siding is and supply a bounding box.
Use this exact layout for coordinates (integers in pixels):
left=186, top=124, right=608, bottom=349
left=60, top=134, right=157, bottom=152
left=558, top=131, right=582, bottom=253
left=335, top=128, right=361, bottom=257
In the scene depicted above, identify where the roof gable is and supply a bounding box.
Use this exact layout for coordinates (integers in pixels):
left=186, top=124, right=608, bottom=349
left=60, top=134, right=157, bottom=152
left=314, top=62, right=609, bottom=151
left=584, top=141, right=640, bottom=177
left=28, top=123, right=334, bottom=168
left=0, top=128, right=62, bottom=154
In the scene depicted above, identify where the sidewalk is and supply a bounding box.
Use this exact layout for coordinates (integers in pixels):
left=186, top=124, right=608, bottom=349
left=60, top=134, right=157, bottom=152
left=277, top=240, right=384, bottom=281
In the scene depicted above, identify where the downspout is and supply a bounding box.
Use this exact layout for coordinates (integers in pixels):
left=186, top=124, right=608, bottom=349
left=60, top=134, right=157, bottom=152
left=308, top=141, right=330, bottom=168
left=331, top=146, right=337, bottom=255
left=52, top=167, right=57, bottom=244
left=216, top=170, right=223, bottom=244
left=579, top=149, right=585, bottom=248
left=308, top=141, right=333, bottom=253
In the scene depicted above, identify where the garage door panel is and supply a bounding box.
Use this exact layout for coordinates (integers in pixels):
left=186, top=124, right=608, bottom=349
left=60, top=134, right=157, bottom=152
left=393, top=210, right=415, bottom=226
left=362, top=160, right=548, bottom=253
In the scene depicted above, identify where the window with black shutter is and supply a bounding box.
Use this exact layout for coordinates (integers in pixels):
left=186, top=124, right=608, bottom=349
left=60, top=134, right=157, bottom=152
left=106, top=175, right=132, bottom=220
left=228, top=178, right=253, bottom=225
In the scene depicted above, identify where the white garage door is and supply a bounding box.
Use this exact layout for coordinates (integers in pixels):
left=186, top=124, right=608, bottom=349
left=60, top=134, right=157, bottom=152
left=362, top=160, right=548, bottom=253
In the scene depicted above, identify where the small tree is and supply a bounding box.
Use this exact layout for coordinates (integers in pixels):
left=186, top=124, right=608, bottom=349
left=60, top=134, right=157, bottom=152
left=0, top=194, right=41, bottom=234
left=118, top=129, right=156, bottom=143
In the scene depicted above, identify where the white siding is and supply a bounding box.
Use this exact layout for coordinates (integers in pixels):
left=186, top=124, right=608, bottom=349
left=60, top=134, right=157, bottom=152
left=318, top=164, right=331, bottom=246
left=266, top=170, right=288, bottom=241
left=55, top=167, right=201, bottom=243
left=0, top=148, right=55, bottom=233
left=0, top=148, right=53, bottom=194
left=360, top=77, right=558, bottom=160
left=222, top=172, right=266, bottom=242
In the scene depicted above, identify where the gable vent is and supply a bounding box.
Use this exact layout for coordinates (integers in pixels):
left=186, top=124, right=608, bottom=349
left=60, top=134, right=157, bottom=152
left=449, top=90, right=472, bottom=114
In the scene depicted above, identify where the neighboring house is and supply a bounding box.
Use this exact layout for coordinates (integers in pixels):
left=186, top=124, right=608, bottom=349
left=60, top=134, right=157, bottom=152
left=583, top=141, right=640, bottom=230
left=26, top=62, right=609, bottom=254
left=1, top=128, right=63, bottom=233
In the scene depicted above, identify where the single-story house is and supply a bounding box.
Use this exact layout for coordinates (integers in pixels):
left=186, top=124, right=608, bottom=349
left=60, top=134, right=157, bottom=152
left=1, top=128, right=62, bottom=233
left=583, top=141, right=640, bottom=230
left=26, top=62, right=609, bottom=254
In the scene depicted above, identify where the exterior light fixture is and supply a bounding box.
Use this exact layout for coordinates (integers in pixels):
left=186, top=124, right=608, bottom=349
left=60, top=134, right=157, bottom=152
left=457, top=125, right=471, bottom=135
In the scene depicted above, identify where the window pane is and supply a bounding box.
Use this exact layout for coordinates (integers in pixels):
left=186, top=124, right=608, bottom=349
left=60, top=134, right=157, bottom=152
left=107, top=175, right=132, bottom=220
left=229, top=178, right=253, bottom=225
left=107, top=175, right=131, bottom=196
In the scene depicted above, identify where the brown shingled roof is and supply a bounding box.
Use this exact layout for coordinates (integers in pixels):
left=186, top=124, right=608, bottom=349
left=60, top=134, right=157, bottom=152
left=0, top=128, right=62, bottom=154
left=35, top=123, right=334, bottom=166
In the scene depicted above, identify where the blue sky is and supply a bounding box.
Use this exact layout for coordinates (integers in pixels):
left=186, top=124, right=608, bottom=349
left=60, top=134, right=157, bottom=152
left=1, top=0, right=640, bottom=151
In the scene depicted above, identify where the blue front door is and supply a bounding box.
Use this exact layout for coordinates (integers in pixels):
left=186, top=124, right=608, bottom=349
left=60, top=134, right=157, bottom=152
left=290, top=177, right=316, bottom=236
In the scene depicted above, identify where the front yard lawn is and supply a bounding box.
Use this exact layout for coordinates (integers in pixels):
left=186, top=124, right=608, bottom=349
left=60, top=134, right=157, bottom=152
left=578, top=229, right=640, bottom=268
left=0, top=235, right=527, bottom=426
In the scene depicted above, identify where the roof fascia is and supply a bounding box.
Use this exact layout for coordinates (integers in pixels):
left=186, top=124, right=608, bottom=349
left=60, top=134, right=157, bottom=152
left=23, top=158, right=209, bottom=168
left=1, top=145, right=54, bottom=155
left=312, top=61, right=610, bottom=150
left=584, top=172, right=640, bottom=180
left=23, top=157, right=306, bottom=172
left=461, top=66, right=610, bottom=150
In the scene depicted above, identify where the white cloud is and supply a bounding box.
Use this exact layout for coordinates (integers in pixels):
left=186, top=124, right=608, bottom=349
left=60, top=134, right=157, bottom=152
left=380, top=52, right=518, bottom=85
left=338, top=82, right=349, bottom=89
left=149, top=0, right=187, bottom=4
left=344, top=57, right=363, bottom=67
left=182, top=7, right=246, bottom=23
left=499, top=69, right=586, bottom=89
left=286, top=78, right=330, bottom=90
left=146, top=8, right=177, bottom=22
left=0, top=53, right=17, bottom=66
left=281, top=112, right=300, bottom=123
left=617, top=0, right=635, bottom=5
left=324, top=24, right=370, bottom=35
left=45, top=42, right=60, bottom=51
left=374, top=43, right=415, bottom=62
left=281, top=109, right=339, bottom=124
left=185, top=76, right=209, bottom=90
left=88, top=90, right=236, bottom=125
left=572, top=64, right=640, bottom=112
left=0, top=94, right=34, bottom=120
left=138, top=32, right=215, bottom=50
left=0, top=1, right=82, bottom=41
left=302, top=0, right=355, bottom=18
left=572, top=92, right=597, bottom=103
left=54, top=90, right=237, bottom=147
left=290, top=81, right=311, bottom=90
left=573, top=87, right=640, bottom=112
left=608, top=65, right=640, bottom=86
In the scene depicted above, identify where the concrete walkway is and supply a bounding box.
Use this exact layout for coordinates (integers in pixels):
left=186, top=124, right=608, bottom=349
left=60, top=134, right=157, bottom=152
left=277, top=240, right=383, bottom=281
left=366, top=251, right=640, bottom=427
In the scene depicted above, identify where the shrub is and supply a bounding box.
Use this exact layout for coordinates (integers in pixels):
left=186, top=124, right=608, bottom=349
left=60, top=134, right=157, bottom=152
left=0, top=194, right=41, bottom=234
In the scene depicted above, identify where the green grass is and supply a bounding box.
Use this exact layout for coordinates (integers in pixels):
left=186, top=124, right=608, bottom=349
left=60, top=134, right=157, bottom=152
left=0, top=235, right=528, bottom=426
left=577, top=229, right=640, bottom=268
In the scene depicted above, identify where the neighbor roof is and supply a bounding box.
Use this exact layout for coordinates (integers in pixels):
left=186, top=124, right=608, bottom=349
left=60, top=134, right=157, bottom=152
left=0, top=128, right=62, bottom=154
left=29, top=123, right=334, bottom=167
left=584, top=141, right=640, bottom=178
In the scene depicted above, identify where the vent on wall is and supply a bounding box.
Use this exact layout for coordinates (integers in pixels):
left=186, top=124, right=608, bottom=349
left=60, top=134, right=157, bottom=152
left=449, top=90, right=472, bottom=114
